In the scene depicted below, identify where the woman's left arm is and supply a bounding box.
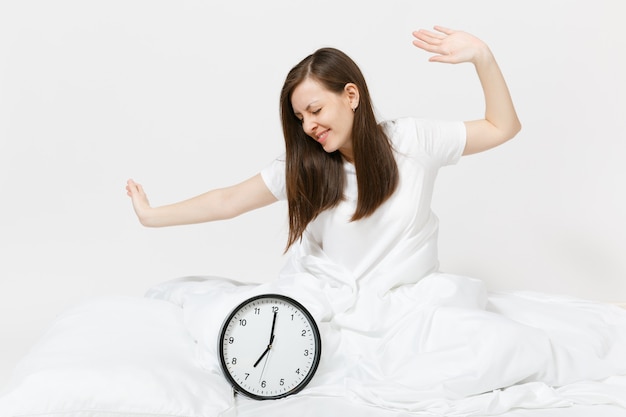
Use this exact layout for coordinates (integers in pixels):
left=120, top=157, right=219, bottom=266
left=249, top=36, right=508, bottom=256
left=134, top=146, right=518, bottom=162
left=412, top=26, right=521, bottom=155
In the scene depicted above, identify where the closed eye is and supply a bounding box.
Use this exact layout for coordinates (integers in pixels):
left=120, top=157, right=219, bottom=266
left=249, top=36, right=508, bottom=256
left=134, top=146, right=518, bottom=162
left=294, top=107, right=321, bottom=124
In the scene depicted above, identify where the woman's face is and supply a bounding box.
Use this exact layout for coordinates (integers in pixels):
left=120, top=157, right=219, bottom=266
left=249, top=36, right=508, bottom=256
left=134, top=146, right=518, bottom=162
left=291, top=77, right=358, bottom=161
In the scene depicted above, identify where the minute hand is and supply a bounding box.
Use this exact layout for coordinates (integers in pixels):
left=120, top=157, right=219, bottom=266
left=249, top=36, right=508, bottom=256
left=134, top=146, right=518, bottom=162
left=269, top=311, right=277, bottom=343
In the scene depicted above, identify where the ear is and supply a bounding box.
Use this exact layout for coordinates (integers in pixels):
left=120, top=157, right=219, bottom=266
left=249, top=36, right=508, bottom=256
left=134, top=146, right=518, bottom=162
left=344, top=83, right=360, bottom=111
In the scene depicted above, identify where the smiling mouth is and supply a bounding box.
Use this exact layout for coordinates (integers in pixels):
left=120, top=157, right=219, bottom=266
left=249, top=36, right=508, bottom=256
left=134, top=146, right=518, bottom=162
left=316, top=130, right=329, bottom=143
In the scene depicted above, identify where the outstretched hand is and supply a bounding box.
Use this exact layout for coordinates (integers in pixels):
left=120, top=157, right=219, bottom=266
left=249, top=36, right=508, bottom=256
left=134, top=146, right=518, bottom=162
left=412, top=26, right=490, bottom=65
left=125, top=179, right=151, bottom=224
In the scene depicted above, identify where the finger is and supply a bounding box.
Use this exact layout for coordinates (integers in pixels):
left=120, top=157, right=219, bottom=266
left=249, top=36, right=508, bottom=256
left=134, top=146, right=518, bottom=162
left=412, top=39, right=439, bottom=54
left=429, top=53, right=457, bottom=64
left=412, top=31, right=444, bottom=53
left=415, top=28, right=446, bottom=40
left=125, top=180, right=144, bottom=196
left=413, top=39, right=453, bottom=59
left=429, top=55, right=450, bottom=64
left=412, top=29, right=444, bottom=44
left=128, top=179, right=143, bottom=190
left=433, top=25, right=455, bottom=36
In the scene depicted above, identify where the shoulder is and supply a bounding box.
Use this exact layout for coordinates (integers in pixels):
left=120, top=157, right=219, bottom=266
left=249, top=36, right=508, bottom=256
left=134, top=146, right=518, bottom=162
left=380, top=117, right=466, bottom=166
left=380, top=117, right=464, bottom=139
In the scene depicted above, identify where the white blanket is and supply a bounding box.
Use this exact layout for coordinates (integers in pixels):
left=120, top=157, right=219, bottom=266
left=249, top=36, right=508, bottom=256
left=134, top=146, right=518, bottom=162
left=144, top=272, right=626, bottom=416
left=1, top=275, right=626, bottom=417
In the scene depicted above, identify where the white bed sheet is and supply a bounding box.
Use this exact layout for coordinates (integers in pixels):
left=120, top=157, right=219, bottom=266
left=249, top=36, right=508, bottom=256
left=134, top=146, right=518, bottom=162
left=145, top=273, right=626, bottom=414
left=235, top=396, right=626, bottom=417
left=0, top=288, right=625, bottom=417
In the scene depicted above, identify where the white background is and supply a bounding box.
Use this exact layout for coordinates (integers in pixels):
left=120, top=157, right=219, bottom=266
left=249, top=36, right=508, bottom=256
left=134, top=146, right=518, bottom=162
left=0, top=0, right=624, bottom=389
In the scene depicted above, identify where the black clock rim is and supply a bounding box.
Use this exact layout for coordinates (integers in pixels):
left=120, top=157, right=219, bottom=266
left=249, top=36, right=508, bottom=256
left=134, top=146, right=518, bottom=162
left=217, top=293, right=322, bottom=400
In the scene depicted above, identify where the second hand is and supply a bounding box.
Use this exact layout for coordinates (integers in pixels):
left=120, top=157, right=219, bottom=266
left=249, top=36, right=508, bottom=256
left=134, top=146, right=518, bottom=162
left=259, top=310, right=278, bottom=383
left=259, top=345, right=271, bottom=383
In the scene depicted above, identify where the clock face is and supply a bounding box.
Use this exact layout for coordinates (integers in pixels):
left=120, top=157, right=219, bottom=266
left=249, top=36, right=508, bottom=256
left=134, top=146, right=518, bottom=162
left=218, top=294, right=322, bottom=400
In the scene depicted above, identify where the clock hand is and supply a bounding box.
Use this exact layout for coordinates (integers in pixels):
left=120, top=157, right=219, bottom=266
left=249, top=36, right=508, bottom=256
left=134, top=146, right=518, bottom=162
left=254, top=311, right=277, bottom=368
left=253, top=341, right=271, bottom=368
left=258, top=344, right=271, bottom=383
left=253, top=334, right=275, bottom=368
left=269, top=311, right=277, bottom=343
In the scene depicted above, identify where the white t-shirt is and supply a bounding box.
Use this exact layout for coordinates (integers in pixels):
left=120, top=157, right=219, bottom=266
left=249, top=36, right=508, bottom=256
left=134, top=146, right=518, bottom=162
left=261, top=117, right=466, bottom=293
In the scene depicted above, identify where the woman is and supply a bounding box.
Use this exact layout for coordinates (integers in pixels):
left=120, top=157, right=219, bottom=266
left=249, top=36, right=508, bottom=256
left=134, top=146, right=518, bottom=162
left=125, top=26, right=625, bottom=411
left=126, top=26, right=520, bottom=230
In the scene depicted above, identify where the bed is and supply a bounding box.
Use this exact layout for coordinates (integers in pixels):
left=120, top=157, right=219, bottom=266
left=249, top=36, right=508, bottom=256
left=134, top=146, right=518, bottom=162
left=1, top=274, right=625, bottom=417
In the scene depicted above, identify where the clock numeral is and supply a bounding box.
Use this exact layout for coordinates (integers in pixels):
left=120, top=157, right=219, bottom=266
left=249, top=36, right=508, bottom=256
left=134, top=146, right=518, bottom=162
left=301, top=329, right=307, bottom=337
left=254, top=307, right=260, bottom=315
left=295, top=368, right=300, bottom=374
left=239, top=319, right=247, bottom=326
left=272, top=306, right=279, bottom=313
left=244, top=373, right=250, bottom=380
left=227, top=337, right=234, bottom=344
left=261, top=380, right=267, bottom=388
left=304, top=349, right=309, bottom=357
left=231, top=358, right=237, bottom=365
left=280, top=378, right=285, bottom=386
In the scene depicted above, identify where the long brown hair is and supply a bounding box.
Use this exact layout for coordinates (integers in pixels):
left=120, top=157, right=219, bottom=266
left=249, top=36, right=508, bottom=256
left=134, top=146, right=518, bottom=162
left=280, top=47, right=398, bottom=250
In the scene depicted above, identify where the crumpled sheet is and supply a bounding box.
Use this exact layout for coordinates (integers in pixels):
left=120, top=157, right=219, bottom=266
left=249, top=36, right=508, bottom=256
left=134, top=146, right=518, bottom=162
left=1, top=275, right=624, bottom=417
left=145, top=252, right=626, bottom=416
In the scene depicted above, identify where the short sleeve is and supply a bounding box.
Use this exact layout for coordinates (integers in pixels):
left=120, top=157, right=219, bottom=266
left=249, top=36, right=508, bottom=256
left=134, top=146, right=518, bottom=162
left=425, top=119, right=466, bottom=166
left=384, top=118, right=466, bottom=168
left=260, top=154, right=287, bottom=201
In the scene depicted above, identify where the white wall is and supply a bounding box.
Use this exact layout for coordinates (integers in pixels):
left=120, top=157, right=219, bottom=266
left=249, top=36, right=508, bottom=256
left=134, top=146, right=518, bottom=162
left=1, top=0, right=624, bottom=388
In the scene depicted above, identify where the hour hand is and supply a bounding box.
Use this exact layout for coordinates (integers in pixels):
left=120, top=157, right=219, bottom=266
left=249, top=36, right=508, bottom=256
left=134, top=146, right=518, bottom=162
left=254, top=334, right=274, bottom=367
left=254, top=311, right=277, bottom=368
left=253, top=345, right=270, bottom=368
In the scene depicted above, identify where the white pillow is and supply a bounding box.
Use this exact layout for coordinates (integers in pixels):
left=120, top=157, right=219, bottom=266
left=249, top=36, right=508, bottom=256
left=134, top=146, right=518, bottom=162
left=0, top=296, right=235, bottom=417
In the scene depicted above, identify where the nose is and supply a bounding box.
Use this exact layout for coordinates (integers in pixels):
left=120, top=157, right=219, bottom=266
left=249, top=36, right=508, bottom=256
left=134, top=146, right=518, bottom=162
left=302, top=116, right=317, bottom=136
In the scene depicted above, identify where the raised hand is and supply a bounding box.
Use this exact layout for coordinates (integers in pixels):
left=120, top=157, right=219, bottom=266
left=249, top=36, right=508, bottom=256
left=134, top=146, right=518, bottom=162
left=412, top=25, right=521, bottom=155
left=412, top=26, right=491, bottom=65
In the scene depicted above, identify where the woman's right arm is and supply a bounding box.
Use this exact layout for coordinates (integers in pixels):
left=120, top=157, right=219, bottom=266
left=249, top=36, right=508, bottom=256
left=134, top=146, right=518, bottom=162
left=125, top=173, right=278, bottom=227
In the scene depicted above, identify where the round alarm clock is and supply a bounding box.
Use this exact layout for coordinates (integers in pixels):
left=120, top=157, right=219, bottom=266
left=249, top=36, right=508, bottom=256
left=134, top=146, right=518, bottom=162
left=218, top=293, right=322, bottom=400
